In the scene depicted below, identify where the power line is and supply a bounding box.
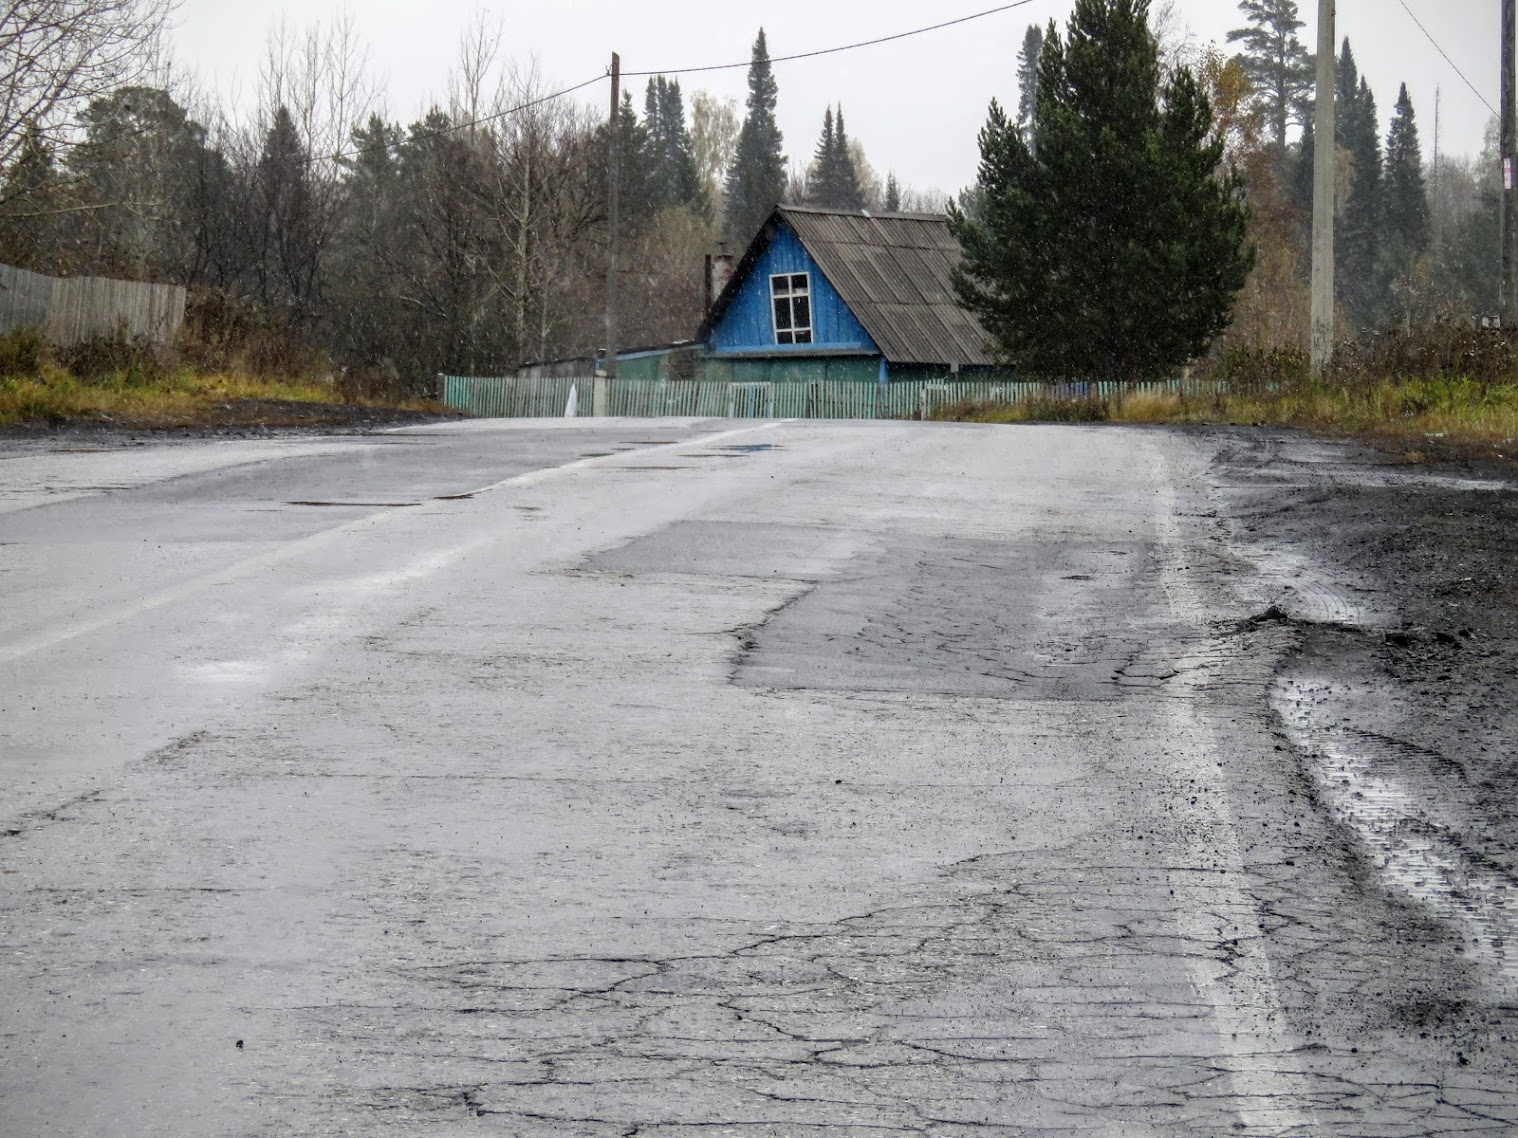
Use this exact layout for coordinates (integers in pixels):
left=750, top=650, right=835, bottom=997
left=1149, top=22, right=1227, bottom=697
left=1396, top=0, right=1497, bottom=117
left=232, top=1, right=1046, bottom=172
left=314, top=73, right=607, bottom=170
left=623, top=0, right=1042, bottom=78
left=21, top=1, right=1044, bottom=177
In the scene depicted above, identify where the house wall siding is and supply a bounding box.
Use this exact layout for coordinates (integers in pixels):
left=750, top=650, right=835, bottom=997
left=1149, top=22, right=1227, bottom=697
left=708, top=225, right=877, bottom=356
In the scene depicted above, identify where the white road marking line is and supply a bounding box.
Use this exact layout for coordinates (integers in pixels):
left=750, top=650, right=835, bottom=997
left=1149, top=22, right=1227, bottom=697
left=1149, top=444, right=1315, bottom=1137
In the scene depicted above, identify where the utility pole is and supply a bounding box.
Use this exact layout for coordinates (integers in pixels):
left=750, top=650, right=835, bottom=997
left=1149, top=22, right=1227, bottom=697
left=1433, top=86, right=1446, bottom=253
left=1502, top=0, right=1517, bottom=327
left=604, top=52, right=621, bottom=380
left=1310, top=0, right=1336, bottom=373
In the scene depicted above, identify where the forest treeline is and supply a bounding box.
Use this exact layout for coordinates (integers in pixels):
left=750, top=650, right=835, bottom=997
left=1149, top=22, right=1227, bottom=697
left=1197, top=0, right=1497, bottom=351
left=0, top=12, right=932, bottom=392
left=0, top=0, right=1504, bottom=392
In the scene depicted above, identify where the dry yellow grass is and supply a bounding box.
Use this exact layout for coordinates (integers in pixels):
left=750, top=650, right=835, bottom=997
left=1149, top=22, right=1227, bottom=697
left=935, top=379, right=1518, bottom=463
left=0, top=366, right=447, bottom=428
left=1115, top=380, right=1518, bottom=455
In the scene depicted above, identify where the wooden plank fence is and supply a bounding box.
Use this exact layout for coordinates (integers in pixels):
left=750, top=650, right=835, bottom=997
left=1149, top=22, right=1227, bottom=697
left=0, top=262, right=186, bottom=347
left=440, top=374, right=1217, bottom=421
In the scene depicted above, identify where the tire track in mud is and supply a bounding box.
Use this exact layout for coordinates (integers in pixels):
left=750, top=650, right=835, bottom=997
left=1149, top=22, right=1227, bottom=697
left=1272, top=674, right=1517, bottom=1004
left=1212, top=429, right=1518, bottom=1015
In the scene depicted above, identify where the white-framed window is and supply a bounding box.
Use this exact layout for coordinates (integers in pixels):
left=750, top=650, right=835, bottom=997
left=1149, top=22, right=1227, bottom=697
left=770, top=272, right=813, bottom=345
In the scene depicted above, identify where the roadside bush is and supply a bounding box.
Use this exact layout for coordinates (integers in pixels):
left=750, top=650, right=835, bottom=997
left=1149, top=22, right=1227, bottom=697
left=1328, top=323, right=1518, bottom=392
left=1209, top=343, right=1311, bottom=394
left=0, top=325, right=46, bottom=376
left=180, top=289, right=328, bottom=380
left=335, top=358, right=405, bottom=403
left=1022, top=395, right=1111, bottom=422
left=57, top=327, right=167, bottom=386
left=931, top=394, right=1111, bottom=424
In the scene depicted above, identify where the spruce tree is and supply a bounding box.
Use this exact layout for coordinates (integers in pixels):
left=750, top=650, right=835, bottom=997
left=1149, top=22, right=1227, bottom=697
left=723, top=29, right=786, bottom=245
left=615, top=90, right=655, bottom=232
left=1335, top=40, right=1385, bottom=330
left=1383, top=84, right=1429, bottom=261
left=885, top=172, right=901, bottom=213
left=810, top=105, right=838, bottom=204
left=831, top=108, right=865, bottom=210
left=949, top=0, right=1252, bottom=381
left=1226, top=0, right=1314, bottom=153
left=1382, top=83, right=1429, bottom=320
left=1289, top=114, right=1315, bottom=245
left=256, top=106, right=319, bottom=319
left=1016, top=25, right=1045, bottom=141
left=643, top=76, right=705, bottom=216
left=807, top=106, right=866, bottom=210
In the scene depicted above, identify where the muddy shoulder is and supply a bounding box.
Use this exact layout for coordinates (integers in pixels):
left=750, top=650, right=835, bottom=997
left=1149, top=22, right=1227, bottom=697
left=1211, top=427, right=1518, bottom=1016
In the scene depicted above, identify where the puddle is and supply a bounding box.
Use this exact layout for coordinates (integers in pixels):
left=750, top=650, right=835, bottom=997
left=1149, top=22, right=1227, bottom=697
left=286, top=500, right=419, bottom=508
left=1274, top=675, right=1517, bottom=1003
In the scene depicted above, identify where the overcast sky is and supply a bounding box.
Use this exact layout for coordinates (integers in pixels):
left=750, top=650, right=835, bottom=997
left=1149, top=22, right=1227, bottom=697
left=171, top=0, right=1499, bottom=194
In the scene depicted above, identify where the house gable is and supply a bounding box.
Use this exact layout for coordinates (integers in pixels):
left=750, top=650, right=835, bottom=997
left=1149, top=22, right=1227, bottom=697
left=705, top=222, right=877, bottom=357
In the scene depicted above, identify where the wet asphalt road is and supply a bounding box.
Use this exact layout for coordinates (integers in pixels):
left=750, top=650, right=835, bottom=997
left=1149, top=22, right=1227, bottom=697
left=1, top=419, right=1514, bottom=1136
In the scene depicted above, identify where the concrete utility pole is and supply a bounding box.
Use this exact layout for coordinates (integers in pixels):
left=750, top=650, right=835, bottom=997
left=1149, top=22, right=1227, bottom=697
left=604, top=53, right=621, bottom=381
left=1310, top=0, right=1336, bottom=373
left=1502, top=0, right=1517, bottom=326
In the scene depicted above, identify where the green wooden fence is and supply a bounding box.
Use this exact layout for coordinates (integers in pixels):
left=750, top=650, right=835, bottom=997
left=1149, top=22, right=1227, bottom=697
left=438, top=374, right=1211, bottom=421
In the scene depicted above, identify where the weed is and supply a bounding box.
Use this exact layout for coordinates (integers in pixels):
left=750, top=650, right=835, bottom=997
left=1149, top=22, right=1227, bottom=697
left=57, top=327, right=167, bottom=386
left=0, top=325, right=46, bottom=376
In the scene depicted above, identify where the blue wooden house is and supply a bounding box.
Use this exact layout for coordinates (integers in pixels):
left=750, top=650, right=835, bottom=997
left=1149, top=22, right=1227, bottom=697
left=697, top=205, right=1001, bottom=385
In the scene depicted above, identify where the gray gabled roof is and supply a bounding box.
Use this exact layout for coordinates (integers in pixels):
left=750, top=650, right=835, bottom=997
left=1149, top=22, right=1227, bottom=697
left=746, top=205, right=996, bottom=367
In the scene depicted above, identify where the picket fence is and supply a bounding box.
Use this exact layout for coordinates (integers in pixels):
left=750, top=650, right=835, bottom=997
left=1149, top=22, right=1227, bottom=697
left=439, top=374, right=1211, bottom=421
left=0, top=262, right=186, bottom=347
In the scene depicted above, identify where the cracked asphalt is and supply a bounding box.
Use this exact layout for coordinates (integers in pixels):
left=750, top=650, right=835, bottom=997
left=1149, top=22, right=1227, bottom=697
left=1, top=419, right=1515, bottom=1136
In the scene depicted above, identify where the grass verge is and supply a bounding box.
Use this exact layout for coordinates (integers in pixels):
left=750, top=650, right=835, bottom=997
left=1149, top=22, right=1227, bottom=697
left=934, top=378, right=1518, bottom=464
left=0, top=365, right=454, bottom=430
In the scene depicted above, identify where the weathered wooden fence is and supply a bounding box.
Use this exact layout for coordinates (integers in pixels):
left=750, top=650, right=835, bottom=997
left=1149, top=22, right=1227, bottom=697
left=439, top=374, right=1211, bottom=420
left=0, top=262, right=187, bottom=347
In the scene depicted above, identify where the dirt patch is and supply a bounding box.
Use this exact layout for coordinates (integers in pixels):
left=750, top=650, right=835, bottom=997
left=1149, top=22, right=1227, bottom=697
left=1212, top=428, right=1518, bottom=1007
left=0, top=397, right=461, bottom=440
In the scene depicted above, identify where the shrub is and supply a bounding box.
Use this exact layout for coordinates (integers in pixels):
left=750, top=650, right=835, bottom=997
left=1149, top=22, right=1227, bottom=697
left=1210, top=343, right=1311, bottom=393
left=931, top=394, right=1111, bottom=424
left=57, top=326, right=167, bottom=386
left=0, top=325, right=46, bottom=376
left=180, top=289, right=327, bottom=379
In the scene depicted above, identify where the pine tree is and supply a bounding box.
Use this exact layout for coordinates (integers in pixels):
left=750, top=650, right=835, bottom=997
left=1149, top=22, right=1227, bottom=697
left=1383, top=83, right=1429, bottom=320
left=1226, top=0, right=1314, bottom=153
left=885, top=172, right=901, bottom=213
left=1336, top=40, right=1385, bottom=330
left=949, top=0, right=1252, bottom=381
left=723, top=28, right=786, bottom=245
left=1016, top=24, right=1045, bottom=140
